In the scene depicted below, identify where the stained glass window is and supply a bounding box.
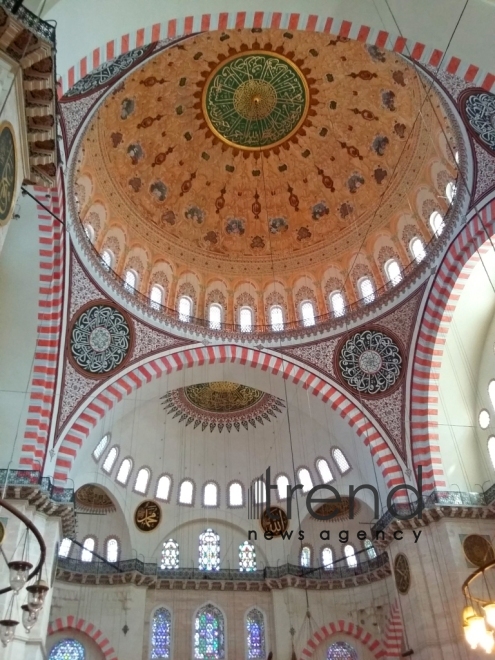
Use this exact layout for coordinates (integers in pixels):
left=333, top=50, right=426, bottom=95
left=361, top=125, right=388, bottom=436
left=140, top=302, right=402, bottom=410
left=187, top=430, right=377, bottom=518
left=364, top=539, right=377, bottom=559
left=332, top=448, right=351, bottom=474
left=161, top=539, right=179, bottom=569
left=49, top=639, right=85, bottom=660
left=93, top=434, right=109, bottom=461
left=194, top=604, right=225, bottom=659
left=246, top=608, right=265, bottom=659
left=151, top=607, right=172, bottom=659
left=300, top=545, right=311, bottom=567
left=199, top=529, right=220, bottom=571
left=327, top=641, right=358, bottom=660
left=239, top=541, right=256, bottom=571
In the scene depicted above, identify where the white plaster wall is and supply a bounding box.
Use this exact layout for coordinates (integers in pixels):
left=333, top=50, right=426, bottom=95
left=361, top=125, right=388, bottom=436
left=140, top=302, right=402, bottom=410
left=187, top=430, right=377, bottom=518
left=24, top=0, right=495, bottom=85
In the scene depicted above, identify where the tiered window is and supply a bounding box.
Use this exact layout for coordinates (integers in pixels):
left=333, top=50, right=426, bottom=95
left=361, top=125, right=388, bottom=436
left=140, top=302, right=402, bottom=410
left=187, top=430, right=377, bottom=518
left=332, top=448, right=351, bottom=475
left=344, top=544, right=357, bottom=568
left=239, top=541, right=256, bottom=571
left=322, top=547, right=333, bottom=570
left=327, top=641, right=358, bottom=660
left=228, top=482, right=243, bottom=507
left=301, top=301, right=316, bottom=327
left=151, top=607, right=172, bottom=659
left=49, top=639, right=85, bottom=660
left=198, top=529, right=220, bottom=571
left=300, top=546, right=311, bottom=567
left=194, top=604, right=225, bottom=659
left=246, top=608, right=266, bottom=659
left=92, top=434, right=109, bottom=461
left=161, top=539, right=180, bottom=570
left=102, top=446, right=118, bottom=473
left=270, top=305, right=284, bottom=331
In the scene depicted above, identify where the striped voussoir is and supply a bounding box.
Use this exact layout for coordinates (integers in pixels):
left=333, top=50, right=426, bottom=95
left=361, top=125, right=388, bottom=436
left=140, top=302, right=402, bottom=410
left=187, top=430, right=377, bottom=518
left=53, top=345, right=404, bottom=490
left=382, top=599, right=403, bottom=659
left=59, top=12, right=495, bottom=97
left=48, top=616, right=118, bottom=659
left=410, top=197, right=495, bottom=491
left=20, top=178, right=65, bottom=471
left=299, top=618, right=386, bottom=659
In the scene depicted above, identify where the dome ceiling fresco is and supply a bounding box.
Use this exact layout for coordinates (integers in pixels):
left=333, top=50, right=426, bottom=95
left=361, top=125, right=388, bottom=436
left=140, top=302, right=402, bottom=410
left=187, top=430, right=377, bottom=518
left=75, top=28, right=458, bottom=309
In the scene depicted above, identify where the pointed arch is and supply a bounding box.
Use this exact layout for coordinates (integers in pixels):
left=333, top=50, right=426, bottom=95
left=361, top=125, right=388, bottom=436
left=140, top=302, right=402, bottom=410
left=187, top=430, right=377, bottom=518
left=299, top=618, right=386, bottom=659
left=48, top=617, right=118, bottom=660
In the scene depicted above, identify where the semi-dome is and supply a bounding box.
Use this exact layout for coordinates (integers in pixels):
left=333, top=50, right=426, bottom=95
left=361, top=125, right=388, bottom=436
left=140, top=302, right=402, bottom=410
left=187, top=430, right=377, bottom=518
left=73, top=28, right=459, bottom=329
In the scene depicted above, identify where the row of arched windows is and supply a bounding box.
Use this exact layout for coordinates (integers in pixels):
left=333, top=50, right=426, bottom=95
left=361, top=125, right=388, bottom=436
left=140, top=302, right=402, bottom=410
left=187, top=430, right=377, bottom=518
left=481, top=381, right=495, bottom=470
left=299, top=539, right=377, bottom=570
left=93, top=435, right=351, bottom=505
left=58, top=536, right=120, bottom=563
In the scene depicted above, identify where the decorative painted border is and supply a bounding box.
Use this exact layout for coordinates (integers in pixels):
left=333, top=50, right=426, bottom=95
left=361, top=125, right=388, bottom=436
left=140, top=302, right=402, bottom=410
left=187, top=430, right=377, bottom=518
left=299, top=618, right=386, bottom=659
left=20, top=177, right=65, bottom=469
left=48, top=616, right=119, bottom=660
left=50, top=345, right=405, bottom=494
left=382, top=598, right=403, bottom=659
left=410, top=195, right=495, bottom=490
left=59, top=12, right=495, bottom=97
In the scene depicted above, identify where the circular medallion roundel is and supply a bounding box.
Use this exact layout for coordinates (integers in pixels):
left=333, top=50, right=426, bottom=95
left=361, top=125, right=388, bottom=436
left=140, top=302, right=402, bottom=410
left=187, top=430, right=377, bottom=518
left=260, top=507, right=289, bottom=537
left=0, top=123, right=17, bottom=225
left=69, top=303, right=132, bottom=377
left=134, top=500, right=161, bottom=532
left=461, top=90, right=495, bottom=153
left=394, top=553, right=411, bottom=594
left=338, top=329, right=403, bottom=396
left=202, top=51, right=309, bottom=150
left=463, top=534, right=495, bottom=567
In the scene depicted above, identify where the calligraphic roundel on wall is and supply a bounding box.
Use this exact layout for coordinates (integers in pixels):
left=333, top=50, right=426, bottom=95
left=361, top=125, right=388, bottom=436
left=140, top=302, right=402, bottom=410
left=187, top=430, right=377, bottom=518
left=69, top=301, right=133, bottom=378
left=336, top=327, right=403, bottom=397
left=459, top=88, right=495, bottom=154
left=0, top=123, right=16, bottom=225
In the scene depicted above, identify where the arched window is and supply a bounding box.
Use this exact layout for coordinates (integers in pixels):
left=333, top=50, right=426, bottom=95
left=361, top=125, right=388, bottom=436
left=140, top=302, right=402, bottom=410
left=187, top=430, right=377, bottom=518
left=322, top=546, right=333, bottom=570
left=198, top=529, right=220, bottom=571
left=151, top=607, right=172, bottom=659
left=49, top=639, right=85, bottom=660
left=194, top=604, right=225, bottom=659
left=203, top=482, right=219, bottom=507
left=301, top=300, right=316, bottom=327
left=106, top=537, right=119, bottom=563
left=489, top=437, right=495, bottom=470
left=58, top=538, right=72, bottom=558
left=252, top=479, right=266, bottom=504
left=92, top=434, right=109, bottom=461
left=479, top=410, right=490, bottom=429
left=364, top=539, right=377, bottom=560
left=134, top=467, right=150, bottom=494
left=489, top=381, right=495, bottom=412
left=228, top=482, right=243, bottom=507
left=344, top=544, right=357, bottom=568
left=316, top=458, right=334, bottom=483
left=246, top=608, right=266, bottom=659
left=101, top=249, right=113, bottom=269
left=116, top=458, right=133, bottom=485
left=270, top=305, right=284, bottom=331
left=240, top=307, right=253, bottom=332
left=300, top=545, right=312, bottom=567
left=276, top=474, right=290, bottom=501
left=102, top=446, right=119, bottom=473
left=297, top=467, right=313, bottom=493
left=124, top=269, right=137, bottom=293
left=239, top=541, right=256, bottom=571
left=81, top=537, right=95, bottom=563
left=178, top=296, right=192, bottom=322
left=150, top=284, right=164, bottom=310
left=410, top=237, right=426, bottom=262
left=208, top=303, right=222, bottom=330
left=156, top=475, right=172, bottom=501
left=161, top=539, right=179, bottom=569
left=84, top=224, right=94, bottom=242
left=178, top=479, right=194, bottom=505
left=446, top=181, right=456, bottom=203
left=332, top=448, right=351, bottom=475
left=385, top=259, right=402, bottom=286
left=430, top=211, right=445, bottom=236
left=359, top=277, right=375, bottom=304
left=329, top=291, right=345, bottom=317
left=327, top=641, right=358, bottom=660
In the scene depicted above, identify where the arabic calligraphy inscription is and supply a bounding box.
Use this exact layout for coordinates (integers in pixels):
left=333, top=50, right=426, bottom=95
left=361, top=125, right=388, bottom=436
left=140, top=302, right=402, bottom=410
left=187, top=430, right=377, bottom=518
left=134, top=500, right=161, bottom=532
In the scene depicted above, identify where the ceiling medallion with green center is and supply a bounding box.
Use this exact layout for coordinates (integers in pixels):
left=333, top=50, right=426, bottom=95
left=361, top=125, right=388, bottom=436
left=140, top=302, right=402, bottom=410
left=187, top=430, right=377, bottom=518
left=200, top=50, right=312, bottom=151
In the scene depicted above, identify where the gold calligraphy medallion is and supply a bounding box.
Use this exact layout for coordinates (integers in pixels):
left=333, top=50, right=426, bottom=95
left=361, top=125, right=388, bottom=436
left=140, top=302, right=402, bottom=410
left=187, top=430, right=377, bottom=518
left=260, top=506, right=289, bottom=537
left=0, top=123, right=16, bottom=225
left=134, top=500, right=161, bottom=532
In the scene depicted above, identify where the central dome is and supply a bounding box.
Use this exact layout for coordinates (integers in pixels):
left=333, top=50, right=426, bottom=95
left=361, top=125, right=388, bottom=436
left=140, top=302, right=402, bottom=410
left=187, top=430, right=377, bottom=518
left=74, top=28, right=458, bottom=325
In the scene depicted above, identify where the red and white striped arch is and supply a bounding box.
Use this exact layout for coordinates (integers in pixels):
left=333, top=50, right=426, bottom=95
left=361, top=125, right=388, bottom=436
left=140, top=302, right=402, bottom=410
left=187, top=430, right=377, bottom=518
left=59, top=11, right=495, bottom=97
left=410, top=196, right=495, bottom=491
left=382, top=599, right=403, bottom=659
left=48, top=616, right=118, bottom=660
left=52, top=344, right=405, bottom=490
left=299, top=618, right=386, bottom=659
